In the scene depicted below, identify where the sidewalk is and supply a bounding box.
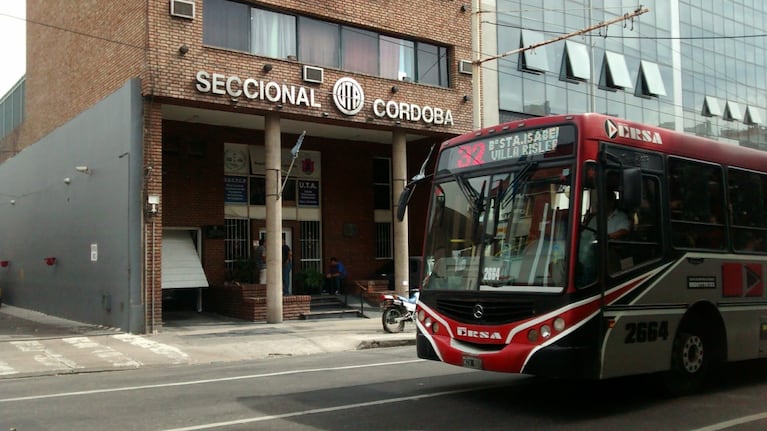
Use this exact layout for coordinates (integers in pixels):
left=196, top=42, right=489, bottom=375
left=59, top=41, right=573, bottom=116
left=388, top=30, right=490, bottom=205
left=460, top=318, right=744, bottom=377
left=0, top=300, right=416, bottom=379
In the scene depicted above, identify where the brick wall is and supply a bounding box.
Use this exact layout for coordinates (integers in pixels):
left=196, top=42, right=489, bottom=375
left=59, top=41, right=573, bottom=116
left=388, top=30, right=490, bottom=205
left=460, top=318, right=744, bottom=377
left=144, top=0, right=473, bottom=136
left=16, top=0, right=146, bottom=151
left=208, top=282, right=310, bottom=321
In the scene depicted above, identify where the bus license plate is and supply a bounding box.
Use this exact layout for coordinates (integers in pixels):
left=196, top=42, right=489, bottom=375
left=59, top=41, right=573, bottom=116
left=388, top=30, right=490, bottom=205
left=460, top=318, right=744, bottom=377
left=462, top=356, right=482, bottom=370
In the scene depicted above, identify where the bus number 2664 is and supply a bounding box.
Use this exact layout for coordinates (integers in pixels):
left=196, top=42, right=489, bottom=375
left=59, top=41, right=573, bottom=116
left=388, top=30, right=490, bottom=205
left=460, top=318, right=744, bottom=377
left=624, top=321, right=669, bottom=344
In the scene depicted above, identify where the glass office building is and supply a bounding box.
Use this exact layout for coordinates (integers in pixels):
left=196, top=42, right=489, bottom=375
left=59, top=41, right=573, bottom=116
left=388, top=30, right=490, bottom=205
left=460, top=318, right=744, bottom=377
left=485, top=0, right=766, bottom=150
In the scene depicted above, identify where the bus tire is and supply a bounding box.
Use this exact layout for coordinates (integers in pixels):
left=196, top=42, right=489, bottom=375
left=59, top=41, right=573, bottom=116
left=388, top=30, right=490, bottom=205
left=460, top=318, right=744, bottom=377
left=664, top=329, right=708, bottom=395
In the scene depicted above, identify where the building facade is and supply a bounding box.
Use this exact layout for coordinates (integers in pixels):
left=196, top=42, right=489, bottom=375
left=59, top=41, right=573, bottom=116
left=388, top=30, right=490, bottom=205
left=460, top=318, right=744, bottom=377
left=478, top=0, right=766, bottom=149
left=0, top=0, right=473, bottom=332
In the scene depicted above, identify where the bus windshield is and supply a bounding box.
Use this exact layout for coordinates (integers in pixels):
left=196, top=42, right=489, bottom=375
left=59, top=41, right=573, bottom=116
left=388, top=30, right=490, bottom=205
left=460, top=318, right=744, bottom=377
left=422, top=164, right=572, bottom=293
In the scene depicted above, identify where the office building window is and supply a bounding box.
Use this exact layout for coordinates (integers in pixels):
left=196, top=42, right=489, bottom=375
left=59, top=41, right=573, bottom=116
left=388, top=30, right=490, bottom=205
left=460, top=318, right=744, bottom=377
left=203, top=0, right=449, bottom=87
left=251, top=8, right=296, bottom=59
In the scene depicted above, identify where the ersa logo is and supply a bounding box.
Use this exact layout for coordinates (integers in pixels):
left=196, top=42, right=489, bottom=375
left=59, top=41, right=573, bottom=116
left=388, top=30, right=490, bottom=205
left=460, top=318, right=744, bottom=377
left=457, top=326, right=503, bottom=340
left=604, top=119, right=663, bottom=145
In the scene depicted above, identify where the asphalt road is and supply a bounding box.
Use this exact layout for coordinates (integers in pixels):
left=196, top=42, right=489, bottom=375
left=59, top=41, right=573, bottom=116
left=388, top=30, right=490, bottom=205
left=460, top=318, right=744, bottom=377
left=3, top=346, right=767, bottom=431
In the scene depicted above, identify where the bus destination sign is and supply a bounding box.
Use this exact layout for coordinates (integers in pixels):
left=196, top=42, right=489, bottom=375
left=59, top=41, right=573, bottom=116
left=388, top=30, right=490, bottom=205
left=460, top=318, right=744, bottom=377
left=441, top=126, right=572, bottom=170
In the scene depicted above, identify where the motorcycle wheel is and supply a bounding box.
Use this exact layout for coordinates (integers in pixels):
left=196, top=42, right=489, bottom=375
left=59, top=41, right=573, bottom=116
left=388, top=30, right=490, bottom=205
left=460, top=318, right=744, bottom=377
left=382, top=307, right=405, bottom=333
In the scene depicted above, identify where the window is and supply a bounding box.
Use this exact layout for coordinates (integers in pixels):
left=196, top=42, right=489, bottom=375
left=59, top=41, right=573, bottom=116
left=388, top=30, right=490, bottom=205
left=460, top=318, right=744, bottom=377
left=251, top=8, right=296, bottom=59
left=298, top=17, right=340, bottom=68
left=375, top=222, right=392, bottom=259
left=608, top=175, right=662, bottom=274
left=668, top=158, right=725, bottom=250
left=342, top=27, right=378, bottom=75
left=635, top=60, right=667, bottom=98
left=373, top=158, right=391, bottom=210
left=560, top=40, right=590, bottom=82
left=518, top=30, right=549, bottom=73
left=203, top=0, right=249, bottom=52
left=224, top=218, right=250, bottom=274
left=728, top=168, right=767, bottom=253
left=417, top=43, right=449, bottom=86
left=380, top=36, right=414, bottom=81
left=203, top=0, right=449, bottom=87
left=300, top=221, right=322, bottom=273
left=599, top=51, right=633, bottom=90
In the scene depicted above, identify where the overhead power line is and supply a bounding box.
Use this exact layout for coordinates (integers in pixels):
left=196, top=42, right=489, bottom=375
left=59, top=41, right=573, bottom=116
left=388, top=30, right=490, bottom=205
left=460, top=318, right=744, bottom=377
left=475, top=6, right=649, bottom=65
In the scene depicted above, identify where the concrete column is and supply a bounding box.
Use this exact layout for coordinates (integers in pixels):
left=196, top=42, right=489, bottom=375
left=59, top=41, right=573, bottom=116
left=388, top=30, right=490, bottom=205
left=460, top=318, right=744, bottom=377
left=392, top=130, right=409, bottom=297
left=264, top=113, right=283, bottom=323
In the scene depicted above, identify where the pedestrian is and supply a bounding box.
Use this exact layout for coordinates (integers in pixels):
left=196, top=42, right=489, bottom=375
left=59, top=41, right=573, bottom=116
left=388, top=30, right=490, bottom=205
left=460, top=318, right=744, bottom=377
left=324, top=257, right=347, bottom=295
left=253, top=238, right=266, bottom=284
left=282, top=237, right=292, bottom=295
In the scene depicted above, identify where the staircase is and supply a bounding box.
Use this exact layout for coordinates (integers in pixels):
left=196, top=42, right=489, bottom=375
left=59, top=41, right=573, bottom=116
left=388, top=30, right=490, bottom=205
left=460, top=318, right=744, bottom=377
left=299, top=295, right=365, bottom=319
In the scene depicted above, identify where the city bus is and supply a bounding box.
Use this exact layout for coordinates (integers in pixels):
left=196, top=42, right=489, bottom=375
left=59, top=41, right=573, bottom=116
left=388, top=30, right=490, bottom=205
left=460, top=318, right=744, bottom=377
left=399, top=113, right=767, bottom=392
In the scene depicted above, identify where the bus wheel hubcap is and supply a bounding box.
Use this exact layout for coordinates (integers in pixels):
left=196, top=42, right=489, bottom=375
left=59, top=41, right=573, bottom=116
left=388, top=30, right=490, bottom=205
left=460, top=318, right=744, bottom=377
left=682, top=335, right=704, bottom=373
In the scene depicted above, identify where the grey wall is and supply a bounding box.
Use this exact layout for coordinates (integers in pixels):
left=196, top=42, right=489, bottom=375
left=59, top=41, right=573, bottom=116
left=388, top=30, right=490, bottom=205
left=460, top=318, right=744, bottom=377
left=0, top=79, right=144, bottom=332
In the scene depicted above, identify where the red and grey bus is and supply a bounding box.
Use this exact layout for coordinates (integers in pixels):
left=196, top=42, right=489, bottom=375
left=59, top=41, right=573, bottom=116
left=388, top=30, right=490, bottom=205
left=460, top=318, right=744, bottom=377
left=399, top=113, right=767, bottom=392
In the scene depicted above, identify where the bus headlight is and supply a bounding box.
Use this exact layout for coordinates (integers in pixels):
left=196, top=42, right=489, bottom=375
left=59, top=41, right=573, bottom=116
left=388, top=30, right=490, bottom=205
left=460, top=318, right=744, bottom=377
left=527, top=328, right=539, bottom=343
left=432, top=322, right=440, bottom=334
left=541, top=325, right=551, bottom=339
left=418, top=310, right=425, bottom=321
left=553, top=317, right=566, bottom=332
left=424, top=317, right=432, bottom=328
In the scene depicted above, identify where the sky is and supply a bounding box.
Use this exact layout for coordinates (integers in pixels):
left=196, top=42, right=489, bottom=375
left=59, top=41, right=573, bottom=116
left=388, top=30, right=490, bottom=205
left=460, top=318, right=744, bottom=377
left=0, top=0, right=25, bottom=97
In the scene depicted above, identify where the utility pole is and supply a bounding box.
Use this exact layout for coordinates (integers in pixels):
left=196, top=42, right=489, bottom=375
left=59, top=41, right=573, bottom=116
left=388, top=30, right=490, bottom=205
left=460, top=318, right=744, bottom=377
left=471, top=5, right=649, bottom=128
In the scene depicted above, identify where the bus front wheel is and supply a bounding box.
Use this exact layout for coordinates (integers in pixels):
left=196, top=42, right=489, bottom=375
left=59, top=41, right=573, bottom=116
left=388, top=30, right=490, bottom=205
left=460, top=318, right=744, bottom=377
left=665, top=329, right=709, bottom=395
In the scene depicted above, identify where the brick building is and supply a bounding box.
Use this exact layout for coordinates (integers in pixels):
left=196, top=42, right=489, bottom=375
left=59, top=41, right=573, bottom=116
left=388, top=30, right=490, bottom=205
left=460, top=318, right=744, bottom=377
left=0, top=0, right=473, bottom=332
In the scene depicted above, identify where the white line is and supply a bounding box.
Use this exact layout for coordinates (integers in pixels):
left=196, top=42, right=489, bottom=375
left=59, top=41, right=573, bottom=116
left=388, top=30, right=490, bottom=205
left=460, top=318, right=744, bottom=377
left=0, top=359, right=423, bottom=403
left=112, top=333, right=189, bottom=364
left=161, top=386, right=484, bottom=431
left=0, top=360, right=18, bottom=376
left=11, top=340, right=81, bottom=370
left=62, top=337, right=142, bottom=368
left=687, top=412, right=767, bottom=431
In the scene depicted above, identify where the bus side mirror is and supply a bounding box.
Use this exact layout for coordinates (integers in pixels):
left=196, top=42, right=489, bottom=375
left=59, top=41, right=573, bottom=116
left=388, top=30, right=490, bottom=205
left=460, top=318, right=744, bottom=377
left=621, top=167, right=642, bottom=210
left=396, top=187, right=413, bottom=221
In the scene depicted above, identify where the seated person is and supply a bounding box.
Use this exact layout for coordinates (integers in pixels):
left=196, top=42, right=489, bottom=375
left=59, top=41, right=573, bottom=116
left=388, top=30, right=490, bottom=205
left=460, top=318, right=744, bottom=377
left=324, top=257, right=347, bottom=294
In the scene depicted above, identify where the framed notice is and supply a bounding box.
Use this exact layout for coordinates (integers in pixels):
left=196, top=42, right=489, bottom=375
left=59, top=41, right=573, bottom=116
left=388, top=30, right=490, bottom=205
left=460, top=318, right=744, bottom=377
left=298, top=180, right=320, bottom=206
left=224, top=175, right=248, bottom=203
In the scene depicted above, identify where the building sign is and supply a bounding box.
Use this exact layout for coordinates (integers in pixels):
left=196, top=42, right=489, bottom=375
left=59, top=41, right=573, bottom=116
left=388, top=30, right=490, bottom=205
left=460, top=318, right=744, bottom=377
left=224, top=143, right=250, bottom=174
left=298, top=180, right=320, bottom=206
left=196, top=71, right=321, bottom=108
left=248, top=146, right=322, bottom=179
left=224, top=175, right=248, bottom=203
left=195, top=71, right=454, bottom=128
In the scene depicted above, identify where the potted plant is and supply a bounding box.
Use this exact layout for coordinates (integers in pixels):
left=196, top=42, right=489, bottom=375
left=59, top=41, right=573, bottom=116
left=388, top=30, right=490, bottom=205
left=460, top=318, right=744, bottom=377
left=295, top=268, right=324, bottom=294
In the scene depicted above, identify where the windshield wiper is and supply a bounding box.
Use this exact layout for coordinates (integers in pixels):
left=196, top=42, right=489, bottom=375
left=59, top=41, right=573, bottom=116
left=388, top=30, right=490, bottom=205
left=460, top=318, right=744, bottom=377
left=499, top=161, right=538, bottom=209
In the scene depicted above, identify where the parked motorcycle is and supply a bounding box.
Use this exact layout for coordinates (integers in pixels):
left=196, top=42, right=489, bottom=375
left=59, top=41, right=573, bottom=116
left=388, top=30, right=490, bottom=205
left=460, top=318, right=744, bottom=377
left=380, top=290, right=419, bottom=333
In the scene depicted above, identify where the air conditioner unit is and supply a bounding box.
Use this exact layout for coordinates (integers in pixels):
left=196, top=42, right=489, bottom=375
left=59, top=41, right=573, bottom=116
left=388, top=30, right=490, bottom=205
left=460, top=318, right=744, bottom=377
left=170, top=0, right=195, bottom=19
left=303, top=65, right=324, bottom=84
left=458, top=60, right=473, bottom=75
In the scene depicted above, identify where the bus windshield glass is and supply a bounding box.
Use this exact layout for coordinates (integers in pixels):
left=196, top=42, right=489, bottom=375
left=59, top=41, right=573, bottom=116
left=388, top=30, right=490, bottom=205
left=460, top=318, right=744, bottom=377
left=422, top=163, right=573, bottom=293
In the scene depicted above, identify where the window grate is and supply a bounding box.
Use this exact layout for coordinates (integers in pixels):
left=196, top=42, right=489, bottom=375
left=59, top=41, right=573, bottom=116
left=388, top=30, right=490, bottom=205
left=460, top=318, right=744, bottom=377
left=300, top=221, right=321, bottom=273
left=375, top=222, right=392, bottom=259
left=225, top=218, right=250, bottom=273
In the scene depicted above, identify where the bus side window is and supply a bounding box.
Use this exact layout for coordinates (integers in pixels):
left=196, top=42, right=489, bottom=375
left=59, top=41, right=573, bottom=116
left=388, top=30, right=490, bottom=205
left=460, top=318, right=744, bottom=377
left=668, top=158, right=725, bottom=250
left=729, top=168, right=767, bottom=253
left=609, top=175, right=662, bottom=274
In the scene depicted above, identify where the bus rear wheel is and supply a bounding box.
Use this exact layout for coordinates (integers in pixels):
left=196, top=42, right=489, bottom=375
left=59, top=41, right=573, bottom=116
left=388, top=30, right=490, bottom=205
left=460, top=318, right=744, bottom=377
left=664, top=329, right=709, bottom=395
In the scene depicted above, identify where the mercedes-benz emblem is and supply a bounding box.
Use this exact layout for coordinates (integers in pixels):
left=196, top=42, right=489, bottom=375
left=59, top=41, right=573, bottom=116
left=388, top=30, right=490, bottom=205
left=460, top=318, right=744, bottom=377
left=472, top=304, right=484, bottom=319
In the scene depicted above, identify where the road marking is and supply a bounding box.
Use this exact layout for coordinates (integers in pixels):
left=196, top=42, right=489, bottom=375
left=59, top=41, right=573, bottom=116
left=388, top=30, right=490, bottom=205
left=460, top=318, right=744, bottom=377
left=688, top=412, right=767, bottom=431
left=0, top=360, right=18, bottom=376
left=112, top=333, right=189, bottom=364
left=10, top=340, right=80, bottom=370
left=161, top=386, right=486, bottom=431
left=0, top=359, right=423, bottom=403
left=62, top=337, right=142, bottom=368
